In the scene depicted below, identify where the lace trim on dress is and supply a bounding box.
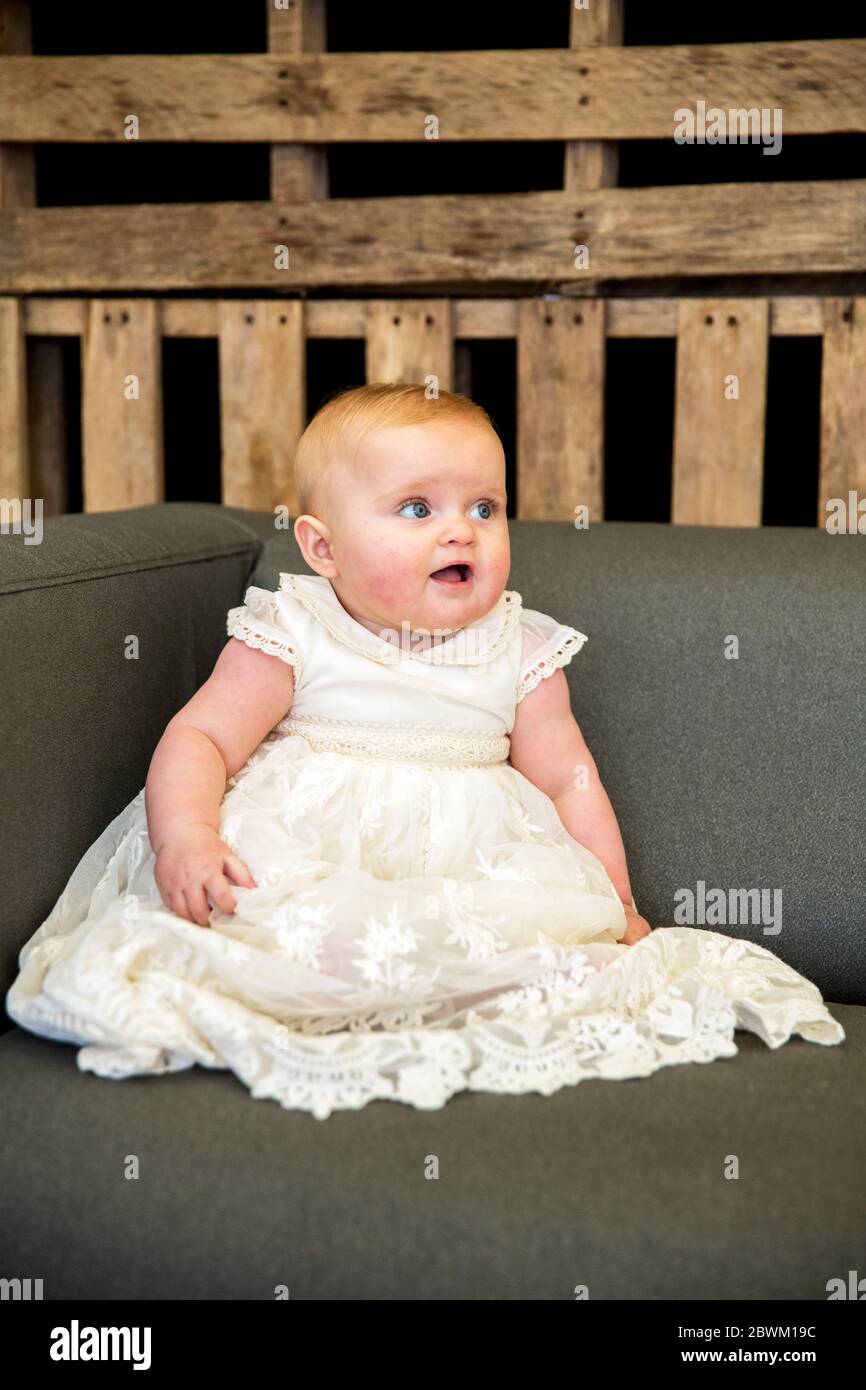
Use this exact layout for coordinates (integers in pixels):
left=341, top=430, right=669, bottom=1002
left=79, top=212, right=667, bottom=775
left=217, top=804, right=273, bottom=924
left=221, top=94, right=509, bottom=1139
left=277, top=713, right=510, bottom=767
left=279, top=573, right=522, bottom=667
left=516, top=629, right=588, bottom=702
left=226, top=607, right=301, bottom=672
left=63, top=932, right=846, bottom=1121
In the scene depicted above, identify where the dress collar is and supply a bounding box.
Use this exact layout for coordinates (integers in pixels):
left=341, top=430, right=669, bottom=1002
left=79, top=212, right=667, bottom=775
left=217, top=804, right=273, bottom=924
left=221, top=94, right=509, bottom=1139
left=279, top=573, right=522, bottom=667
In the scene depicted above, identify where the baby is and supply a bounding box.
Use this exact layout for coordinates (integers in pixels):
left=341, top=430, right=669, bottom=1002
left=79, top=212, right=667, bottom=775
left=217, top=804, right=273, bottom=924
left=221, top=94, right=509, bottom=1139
left=145, top=386, right=653, bottom=948
left=10, top=381, right=842, bottom=1116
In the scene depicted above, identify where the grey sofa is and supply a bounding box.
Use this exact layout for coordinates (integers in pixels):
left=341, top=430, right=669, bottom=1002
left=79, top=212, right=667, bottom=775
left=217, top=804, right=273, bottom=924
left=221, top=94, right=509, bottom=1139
left=1, top=503, right=863, bottom=1300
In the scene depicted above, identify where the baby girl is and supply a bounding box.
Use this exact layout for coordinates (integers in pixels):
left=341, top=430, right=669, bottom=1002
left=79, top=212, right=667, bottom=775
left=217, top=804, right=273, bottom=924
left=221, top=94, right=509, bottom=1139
left=146, top=385, right=652, bottom=949
left=7, top=381, right=844, bottom=1117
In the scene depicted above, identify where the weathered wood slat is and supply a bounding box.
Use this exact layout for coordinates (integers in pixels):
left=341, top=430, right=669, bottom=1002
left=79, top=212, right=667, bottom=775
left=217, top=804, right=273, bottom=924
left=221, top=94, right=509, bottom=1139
left=672, top=299, right=769, bottom=526
left=819, top=298, right=866, bottom=523
left=364, top=301, right=454, bottom=391
left=565, top=0, right=623, bottom=193
left=1, top=41, right=864, bottom=141
left=28, top=338, right=68, bottom=515
left=21, top=296, right=830, bottom=340
left=82, top=300, right=163, bottom=510
left=517, top=298, right=605, bottom=521
left=0, top=294, right=27, bottom=496
left=3, top=182, right=863, bottom=291
left=0, top=0, right=35, bottom=207
left=0, top=3, right=38, bottom=503
left=217, top=300, right=305, bottom=512
left=268, top=0, right=328, bottom=204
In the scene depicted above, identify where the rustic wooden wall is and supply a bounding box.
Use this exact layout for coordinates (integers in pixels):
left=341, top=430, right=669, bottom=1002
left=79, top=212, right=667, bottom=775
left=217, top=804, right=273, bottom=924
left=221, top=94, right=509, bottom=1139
left=0, top=1, right=864, bottom=526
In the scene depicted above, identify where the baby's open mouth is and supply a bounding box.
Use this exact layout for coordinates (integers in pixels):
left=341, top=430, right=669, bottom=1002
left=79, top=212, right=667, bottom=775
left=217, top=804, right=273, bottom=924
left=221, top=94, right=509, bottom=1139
left=430, top=564, right=474, bottom=585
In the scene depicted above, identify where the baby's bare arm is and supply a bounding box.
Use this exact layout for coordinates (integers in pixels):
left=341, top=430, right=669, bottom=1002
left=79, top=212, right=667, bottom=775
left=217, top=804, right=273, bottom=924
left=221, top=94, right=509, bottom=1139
left=146, top=637, right=295, bottom=923
left=509, top=668, right=635, bottom=908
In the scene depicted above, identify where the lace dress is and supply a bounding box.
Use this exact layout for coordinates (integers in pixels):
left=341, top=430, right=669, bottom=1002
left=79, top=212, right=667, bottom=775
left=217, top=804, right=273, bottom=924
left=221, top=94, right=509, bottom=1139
left=5, top=573, right=845, bottom=1119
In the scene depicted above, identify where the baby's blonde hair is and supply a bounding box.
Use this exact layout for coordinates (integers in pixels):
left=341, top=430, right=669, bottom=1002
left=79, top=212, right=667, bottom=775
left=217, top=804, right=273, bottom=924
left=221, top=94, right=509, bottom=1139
left=293, top=382, right=498, bottom=520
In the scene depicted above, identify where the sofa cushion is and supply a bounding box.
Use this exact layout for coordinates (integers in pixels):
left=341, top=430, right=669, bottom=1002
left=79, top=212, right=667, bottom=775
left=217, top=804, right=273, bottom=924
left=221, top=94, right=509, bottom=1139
left=0, top=1004, right=861, bottom=1299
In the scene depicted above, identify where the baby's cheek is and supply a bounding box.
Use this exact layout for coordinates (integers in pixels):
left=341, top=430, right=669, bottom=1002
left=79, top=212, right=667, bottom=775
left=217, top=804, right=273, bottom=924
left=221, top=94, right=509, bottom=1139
left=363, top=557, right=417, bottom=609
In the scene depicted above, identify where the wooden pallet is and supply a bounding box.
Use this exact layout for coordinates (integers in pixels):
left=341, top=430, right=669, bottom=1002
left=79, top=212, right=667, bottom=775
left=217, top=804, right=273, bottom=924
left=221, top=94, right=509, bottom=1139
left=2, top=293, right=863, bottom=524
left=0, top=2, right=864, bottom=524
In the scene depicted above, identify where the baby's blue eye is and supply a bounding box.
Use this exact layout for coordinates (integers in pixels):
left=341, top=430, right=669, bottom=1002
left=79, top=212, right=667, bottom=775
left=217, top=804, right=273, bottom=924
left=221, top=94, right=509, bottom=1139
left=398, top=499, right=496, bottom=520
left=399, top=500, right=430, bottom=519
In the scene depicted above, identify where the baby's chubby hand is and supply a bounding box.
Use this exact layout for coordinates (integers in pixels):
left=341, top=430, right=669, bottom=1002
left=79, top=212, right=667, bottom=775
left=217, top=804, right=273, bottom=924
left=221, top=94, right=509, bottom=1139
left=619, top=905, right=653, bottom=946
left=154, top=825, right=256, bottom=927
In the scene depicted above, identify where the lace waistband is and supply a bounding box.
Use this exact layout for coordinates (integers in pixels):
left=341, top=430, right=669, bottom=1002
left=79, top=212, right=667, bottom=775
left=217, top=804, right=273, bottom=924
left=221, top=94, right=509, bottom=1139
left=276, top=714, right=511, bottom=767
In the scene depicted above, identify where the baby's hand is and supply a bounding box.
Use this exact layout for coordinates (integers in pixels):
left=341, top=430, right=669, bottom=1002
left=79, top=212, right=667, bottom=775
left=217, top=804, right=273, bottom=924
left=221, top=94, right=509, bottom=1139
left=154, top=825, right=256, bottom=927
left=620, top=906, right=653, bottom=946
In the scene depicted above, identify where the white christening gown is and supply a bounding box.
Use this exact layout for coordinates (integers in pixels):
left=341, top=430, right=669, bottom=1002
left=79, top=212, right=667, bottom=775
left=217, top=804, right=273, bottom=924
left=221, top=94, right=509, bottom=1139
left=5, top=573, right=845, bottom=1119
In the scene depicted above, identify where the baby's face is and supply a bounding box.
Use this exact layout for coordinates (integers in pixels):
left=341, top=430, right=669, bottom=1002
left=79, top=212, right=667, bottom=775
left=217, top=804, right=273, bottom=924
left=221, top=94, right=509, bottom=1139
left=306, top=419, right=510, bottom=642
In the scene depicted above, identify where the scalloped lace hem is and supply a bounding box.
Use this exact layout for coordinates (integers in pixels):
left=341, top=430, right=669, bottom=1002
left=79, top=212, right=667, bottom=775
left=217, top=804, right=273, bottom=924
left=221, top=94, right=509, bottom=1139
left=516, top=630, right=588, bottom=701
left=65, top=986, right=845, bottom=1122
left=227, top=609, right=300, bottom=668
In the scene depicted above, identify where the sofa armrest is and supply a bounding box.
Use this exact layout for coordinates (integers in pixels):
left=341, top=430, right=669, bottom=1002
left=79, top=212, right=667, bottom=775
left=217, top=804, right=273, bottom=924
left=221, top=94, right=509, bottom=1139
left=0, top=503, right=265, bottom=1013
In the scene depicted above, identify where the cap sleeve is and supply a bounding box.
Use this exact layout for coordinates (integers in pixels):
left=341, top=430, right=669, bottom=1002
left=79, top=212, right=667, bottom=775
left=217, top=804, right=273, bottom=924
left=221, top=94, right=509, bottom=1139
left=516, top=607, right=588, bottom=703
left=226, top=585, right=302, bottom=678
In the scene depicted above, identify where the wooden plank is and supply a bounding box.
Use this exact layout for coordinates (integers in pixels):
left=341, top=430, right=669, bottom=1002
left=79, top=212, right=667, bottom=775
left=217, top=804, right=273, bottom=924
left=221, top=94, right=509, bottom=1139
left=0, top=3, right=37, bottom=506
left=672, top=299, right=769, bottom=526
left=3, top=182, right=863, bottom=291
left=217, top=300, right=305, bottom=513
left=2, top=42, right=865, bottom=141
left=28, top=337, right=68, bottom=515
left=3, top=0, right=71, bottom=521
left=517, top=298, right=605, bottom=521
left=0, top=294, right=27, bottom=496
left=364, top=301, right=453, bottom=390
left=0, top=0, right=35, bottom=207
left=565, top=0, right=623, bottom=192
left=267, top=0, right=328, bottom=203
left=82, top=300, right=163, bottom=511
left=454, top=296, right=826, bottom=340
left=819, top=298, right=866, bottom=523
left=25, top=300, right=87, bottom=335
left=23, top=296, right=829, bottom=341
